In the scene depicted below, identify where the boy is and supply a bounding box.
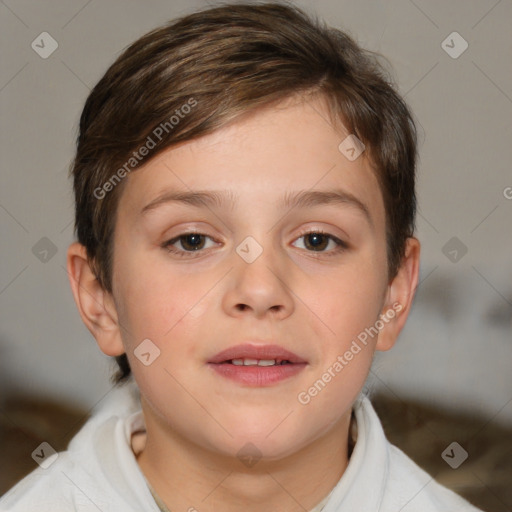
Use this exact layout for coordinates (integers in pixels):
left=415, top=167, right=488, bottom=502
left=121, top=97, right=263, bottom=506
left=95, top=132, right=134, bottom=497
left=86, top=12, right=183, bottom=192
left=1, top=2, right=483, bottom=511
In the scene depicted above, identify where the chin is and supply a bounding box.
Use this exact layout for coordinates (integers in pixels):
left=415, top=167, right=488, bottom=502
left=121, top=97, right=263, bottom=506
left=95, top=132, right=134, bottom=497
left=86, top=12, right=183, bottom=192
left=222, top=424, right=311, bottom=460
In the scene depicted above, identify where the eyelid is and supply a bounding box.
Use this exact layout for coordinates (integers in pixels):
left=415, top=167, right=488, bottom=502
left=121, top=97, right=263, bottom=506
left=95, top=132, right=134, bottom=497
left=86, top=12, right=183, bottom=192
left=295, top=226, right=348, bottom=244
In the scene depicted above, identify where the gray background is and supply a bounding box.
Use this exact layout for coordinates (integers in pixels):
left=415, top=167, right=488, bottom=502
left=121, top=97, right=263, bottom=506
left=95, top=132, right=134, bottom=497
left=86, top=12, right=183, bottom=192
left=1, top=0, right=511, bottom=430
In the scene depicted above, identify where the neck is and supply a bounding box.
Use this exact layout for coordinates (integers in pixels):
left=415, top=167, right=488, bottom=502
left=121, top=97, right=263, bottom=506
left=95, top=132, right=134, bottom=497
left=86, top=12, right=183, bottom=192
left=135, top=404, right=353, bottom=512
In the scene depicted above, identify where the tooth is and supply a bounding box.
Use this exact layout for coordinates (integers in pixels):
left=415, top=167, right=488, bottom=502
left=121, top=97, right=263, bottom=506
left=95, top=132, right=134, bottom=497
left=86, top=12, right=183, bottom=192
left=230, top=358, right=278, bottom=366
left=257, top=359, right=276, bottom=366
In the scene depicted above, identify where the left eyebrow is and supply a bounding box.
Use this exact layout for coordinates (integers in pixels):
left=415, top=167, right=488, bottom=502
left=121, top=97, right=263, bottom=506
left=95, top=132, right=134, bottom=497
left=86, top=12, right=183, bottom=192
left=282, top=189, right=372, bottom=227
left=140, top=188, right=373, bottom=227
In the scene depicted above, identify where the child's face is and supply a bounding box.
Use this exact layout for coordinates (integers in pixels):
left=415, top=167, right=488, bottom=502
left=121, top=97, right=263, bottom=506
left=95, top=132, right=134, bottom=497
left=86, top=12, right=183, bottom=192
left=99, top=95, right=411, bottom=459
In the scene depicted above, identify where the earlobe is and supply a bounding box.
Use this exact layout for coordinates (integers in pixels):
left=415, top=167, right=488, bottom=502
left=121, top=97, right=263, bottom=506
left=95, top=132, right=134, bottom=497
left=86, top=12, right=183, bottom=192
left=375, top=237, right=421, bottom=352
left=66, top=242, right=125, bottom=357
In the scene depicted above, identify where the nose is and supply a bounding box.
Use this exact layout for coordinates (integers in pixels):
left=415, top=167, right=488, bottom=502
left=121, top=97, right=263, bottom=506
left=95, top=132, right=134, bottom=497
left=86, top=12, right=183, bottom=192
left=222, top=241, right=295, bottom=321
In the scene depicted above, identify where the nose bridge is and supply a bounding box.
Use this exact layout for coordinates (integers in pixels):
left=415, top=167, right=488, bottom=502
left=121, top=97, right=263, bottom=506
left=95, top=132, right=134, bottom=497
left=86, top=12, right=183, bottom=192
left=223, top=232, right=295, bottom=318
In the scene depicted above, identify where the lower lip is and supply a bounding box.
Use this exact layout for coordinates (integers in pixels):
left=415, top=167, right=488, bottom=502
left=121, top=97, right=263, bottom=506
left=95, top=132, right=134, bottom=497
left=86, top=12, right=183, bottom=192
left=207, top=362, right=307, bottom=386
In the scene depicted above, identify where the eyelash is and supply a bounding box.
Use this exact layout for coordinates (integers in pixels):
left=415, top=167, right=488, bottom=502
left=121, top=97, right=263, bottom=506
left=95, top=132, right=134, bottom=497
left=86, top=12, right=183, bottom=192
left=162, top=229, right=348, bottom=259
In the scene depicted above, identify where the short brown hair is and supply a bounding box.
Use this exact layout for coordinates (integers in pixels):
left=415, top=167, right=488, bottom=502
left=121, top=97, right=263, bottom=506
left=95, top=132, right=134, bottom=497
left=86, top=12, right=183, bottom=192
left=70, top=1, right=417, bottom=384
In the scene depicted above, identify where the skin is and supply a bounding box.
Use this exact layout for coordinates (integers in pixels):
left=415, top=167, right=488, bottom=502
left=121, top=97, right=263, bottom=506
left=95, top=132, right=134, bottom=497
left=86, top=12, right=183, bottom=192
left=67, top=94, right=420, bottom=512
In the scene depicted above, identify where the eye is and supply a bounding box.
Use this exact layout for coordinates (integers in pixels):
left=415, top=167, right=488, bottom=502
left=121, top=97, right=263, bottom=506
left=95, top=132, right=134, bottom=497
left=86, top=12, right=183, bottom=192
left=162, top=232, right=218, bottom=258
left=292, top=229, right=347, bottom=256
left=162, top=229, right=347, bottom=259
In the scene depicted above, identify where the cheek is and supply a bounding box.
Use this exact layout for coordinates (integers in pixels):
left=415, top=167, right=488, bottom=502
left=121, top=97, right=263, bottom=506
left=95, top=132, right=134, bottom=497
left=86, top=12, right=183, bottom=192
left=114, top=255, right=219, bottom=367
left=298, top=262, right=384, bottom=405
left=309, top=264, right=384, bottom=340
left=113, top=253, right=187, bottom=344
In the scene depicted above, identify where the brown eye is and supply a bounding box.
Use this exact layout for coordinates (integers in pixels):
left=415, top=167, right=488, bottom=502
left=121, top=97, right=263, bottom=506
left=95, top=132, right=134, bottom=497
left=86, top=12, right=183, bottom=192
left=303, top=232, right=330, bottom=251
left=162, top=232, right=218, bottom=258
left=292, top=230, right=347, bottom=256
left=178, top=233, right=206, bottom=251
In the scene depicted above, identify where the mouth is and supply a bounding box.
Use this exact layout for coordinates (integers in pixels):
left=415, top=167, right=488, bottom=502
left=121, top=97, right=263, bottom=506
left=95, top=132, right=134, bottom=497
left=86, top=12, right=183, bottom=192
left=208, top=343, right=307, bottom=365
left=217, top=358, right=295, bottom=366
left=207, top=343, right=307, bottom=386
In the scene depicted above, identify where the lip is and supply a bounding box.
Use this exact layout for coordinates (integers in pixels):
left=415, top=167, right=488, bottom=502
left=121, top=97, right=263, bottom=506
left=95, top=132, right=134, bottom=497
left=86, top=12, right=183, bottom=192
left=207, top=343, right=308, bottom=387
left=207, top=343, right=307, bottom=364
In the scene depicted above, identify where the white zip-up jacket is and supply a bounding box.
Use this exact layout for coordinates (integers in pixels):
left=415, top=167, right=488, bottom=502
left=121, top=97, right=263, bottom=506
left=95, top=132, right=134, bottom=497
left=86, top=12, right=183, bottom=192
left=0, top=381, right=482, bottom=511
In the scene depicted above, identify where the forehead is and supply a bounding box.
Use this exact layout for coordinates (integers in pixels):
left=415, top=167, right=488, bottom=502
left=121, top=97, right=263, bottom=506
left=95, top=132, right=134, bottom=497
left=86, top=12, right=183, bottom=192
left=117, top=96, right=385, bottom=230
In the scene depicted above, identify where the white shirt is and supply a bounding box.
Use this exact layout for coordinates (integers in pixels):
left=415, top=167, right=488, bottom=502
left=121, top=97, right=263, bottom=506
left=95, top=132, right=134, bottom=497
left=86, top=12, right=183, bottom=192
left=0, top=380, right=482, bottom=511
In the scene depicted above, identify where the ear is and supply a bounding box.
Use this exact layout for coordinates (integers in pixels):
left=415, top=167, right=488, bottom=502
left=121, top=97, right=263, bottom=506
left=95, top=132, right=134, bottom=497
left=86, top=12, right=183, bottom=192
left=66, top=242, right=125, bottom=357
left=375, top=237, right=420, bottom=352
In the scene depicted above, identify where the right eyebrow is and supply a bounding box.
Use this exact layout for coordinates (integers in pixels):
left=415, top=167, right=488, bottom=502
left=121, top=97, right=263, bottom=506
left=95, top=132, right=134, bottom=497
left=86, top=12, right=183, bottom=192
left=140, top=190, right=238, bottom=215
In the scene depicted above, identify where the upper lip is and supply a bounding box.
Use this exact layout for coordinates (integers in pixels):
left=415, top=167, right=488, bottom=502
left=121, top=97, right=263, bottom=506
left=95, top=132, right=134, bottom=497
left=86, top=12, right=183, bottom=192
left=208, top=343, right=307, bottom=364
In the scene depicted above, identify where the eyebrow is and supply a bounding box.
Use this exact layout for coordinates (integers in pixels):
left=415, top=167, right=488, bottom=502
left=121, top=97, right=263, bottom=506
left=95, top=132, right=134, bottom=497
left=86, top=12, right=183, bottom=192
left=140, top=188, right=372, bottom=226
